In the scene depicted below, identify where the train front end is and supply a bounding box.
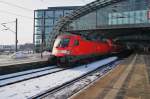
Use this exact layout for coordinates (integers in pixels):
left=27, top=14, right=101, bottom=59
left=52, top=35, right=71, bottom=57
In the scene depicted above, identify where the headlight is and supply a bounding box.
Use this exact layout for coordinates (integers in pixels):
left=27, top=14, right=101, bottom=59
left=58, top=50, right=70, bottom=54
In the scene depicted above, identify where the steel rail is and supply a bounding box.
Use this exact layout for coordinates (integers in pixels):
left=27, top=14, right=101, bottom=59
left=0, top=66, right=68, bottom=87
left=0, top=66, right=56, bottom=80
left=30, top=59, right=118, bottom=99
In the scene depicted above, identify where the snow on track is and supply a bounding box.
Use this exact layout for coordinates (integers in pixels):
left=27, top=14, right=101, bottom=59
left=0, top=68, right=62, bottom=86
left=0, top=57, right=117, bottom=99
left=0, top=66, right=56, bottom=80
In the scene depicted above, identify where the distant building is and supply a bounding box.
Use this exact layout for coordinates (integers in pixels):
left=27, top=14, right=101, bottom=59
left=33, top=6, right=80, bottom=52
left=0, top=45, right=15, bottom=52
left=0, top=43, right=34, bottom=53
left=19, top=43, right=34, bottom=52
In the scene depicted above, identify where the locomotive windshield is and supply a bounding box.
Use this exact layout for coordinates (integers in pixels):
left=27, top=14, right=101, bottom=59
left=54, top=37, right=70, bottom=48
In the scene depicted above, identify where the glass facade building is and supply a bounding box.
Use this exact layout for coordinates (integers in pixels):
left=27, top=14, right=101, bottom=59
left=66, top=0, right=150, bottom=31
left=34, top=6, right=80, bottom=52
left=34, top=0, right=150, bottom=51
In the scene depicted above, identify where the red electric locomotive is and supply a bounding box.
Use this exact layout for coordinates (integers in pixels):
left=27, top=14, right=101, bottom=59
left=51, top=34, right=115, bottom=66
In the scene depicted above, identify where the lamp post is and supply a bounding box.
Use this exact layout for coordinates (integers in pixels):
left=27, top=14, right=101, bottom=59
left=15, top=18, right=18, bottom=52
left=41, top=15, right=45, bottom=58
left=1, top=18, right=18, bottom=52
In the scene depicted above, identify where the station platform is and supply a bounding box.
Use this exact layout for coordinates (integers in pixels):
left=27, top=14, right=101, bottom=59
left=0, top=54, right=51, bottom=75
left=71, top=54, right=150, bottom=99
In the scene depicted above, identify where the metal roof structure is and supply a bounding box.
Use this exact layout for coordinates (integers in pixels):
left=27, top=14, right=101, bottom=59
left=48, top=0, right=124, bottom=48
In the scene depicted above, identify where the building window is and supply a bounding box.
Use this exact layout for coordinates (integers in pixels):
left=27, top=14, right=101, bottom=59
left=35, top=11, right=44, bottom=18
left=35, top=40, right=41, bottom=45
left=35, top=27, right=42, bottom=35
left=35, top=35, right=41, bottom=39
left=97, top=9, right=109, bottom=26
left=35, top=19, right=43, bottom=26
left=64, top=10, right=73, bottom=16
left=45, top=11, right=54, bottom=18
left=108, top=13, right=112, bottom=25
left=135, top=11, right=142, bottom=24
left=54, top=18, right=60, bottom=25
left=140, top=10, right=147, bottom=23
left=111, top=13, right=118, bottom=25
left=45, top=27, right=53, bottom=35
left=112, top=19, right=117, bottom=25
left=45, top=19, right=53, bottom=26
left=117, top=13, right=123, bottom=24
left=45, top=34, right=49, bottom=39
left=72, top=11, right=96, bottom=30
left=122, top=12, right=129, bottom=24
left=54, top=10, right=64, bottom=18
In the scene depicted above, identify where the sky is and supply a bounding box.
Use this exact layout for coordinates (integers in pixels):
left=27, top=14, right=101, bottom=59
left=0, top=0, right=94, bottom=45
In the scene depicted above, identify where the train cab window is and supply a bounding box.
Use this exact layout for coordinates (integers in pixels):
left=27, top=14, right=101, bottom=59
left=74, top=40, right=79, bottom=46
left=58, top=38, right=70, bottom=48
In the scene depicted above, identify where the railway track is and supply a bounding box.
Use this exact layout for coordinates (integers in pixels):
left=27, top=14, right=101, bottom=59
left=30, top=57, right=120, bottom=99
left=68, top=54, right=150, bottom=99
left=0, top=56, right=118, bottom=99
left=0, top=66, right=66, bottom=87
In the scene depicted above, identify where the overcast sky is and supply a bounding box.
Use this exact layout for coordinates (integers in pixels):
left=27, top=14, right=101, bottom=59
left=0, top=0, right=94, bottom=45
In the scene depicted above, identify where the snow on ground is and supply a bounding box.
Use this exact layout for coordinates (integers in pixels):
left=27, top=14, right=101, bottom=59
left=50, top=68, right=109, bottom=99
left=0, top=68, right=62, bottom=86
left=0, top=57, right=117, bottom=99
left=0, top=66, right=56, bottom=80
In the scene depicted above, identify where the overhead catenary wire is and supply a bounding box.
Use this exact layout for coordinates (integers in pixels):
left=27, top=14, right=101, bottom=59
left=1, top=23, right=15, bottom=33
left=0, top=0, right=33, bottom=19
left=0, top=20, right=15, bottom=24
left=0, top=9, right=33, bottom=19
left=0, top=0, right=33, bottom=12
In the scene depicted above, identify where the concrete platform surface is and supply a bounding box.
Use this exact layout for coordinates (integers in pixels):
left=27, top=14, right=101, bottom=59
left=0, top=53, right=51, bottom=75
left=0, top=53, right=48, bottom=67
left=71, top=54, right=150, bottom=99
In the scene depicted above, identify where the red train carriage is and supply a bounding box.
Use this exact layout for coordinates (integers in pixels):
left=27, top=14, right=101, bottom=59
left=51, top=34, right=116, bottom=66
